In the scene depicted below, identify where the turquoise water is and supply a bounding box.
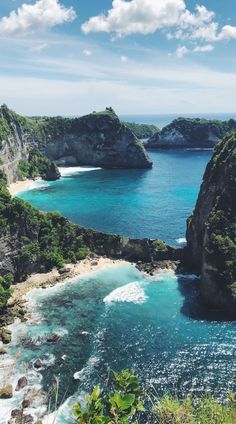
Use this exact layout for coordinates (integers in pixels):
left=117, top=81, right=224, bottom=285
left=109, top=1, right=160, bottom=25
left=4, top=264, right=236, bottom=423
left=18, top=150, right=212, bottom=246
left=5, top=149, right=235, bottom=423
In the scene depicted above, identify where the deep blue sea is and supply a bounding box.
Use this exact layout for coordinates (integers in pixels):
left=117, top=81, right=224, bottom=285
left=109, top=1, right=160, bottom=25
left=2, top=132, right=236, bottom=423
left=18, top=150, right=212, bottom=246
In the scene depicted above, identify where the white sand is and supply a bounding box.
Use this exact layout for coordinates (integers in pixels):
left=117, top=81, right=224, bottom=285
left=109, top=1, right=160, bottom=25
left=8, top=178, right=42, bottom=196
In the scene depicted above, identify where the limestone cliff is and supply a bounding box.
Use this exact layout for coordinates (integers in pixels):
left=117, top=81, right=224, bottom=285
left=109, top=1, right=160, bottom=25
left=186, top=132, right=236, bottom=313
left=145, top=117, right=236, bottom=149
left=43, top=108, right=152, bottom=169
left=0, top=105, right=60, bottom=183
left=0, top=106, right=152, bottom=181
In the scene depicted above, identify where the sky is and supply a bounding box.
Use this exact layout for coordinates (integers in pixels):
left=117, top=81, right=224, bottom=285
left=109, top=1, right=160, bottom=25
left=0, top=0, right=236, bottom=116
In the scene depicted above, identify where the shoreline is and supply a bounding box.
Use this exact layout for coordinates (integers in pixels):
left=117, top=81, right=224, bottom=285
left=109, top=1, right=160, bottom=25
left=0, top=257, right=131, bottom=423
left=7, top=178, right=42, bottom=196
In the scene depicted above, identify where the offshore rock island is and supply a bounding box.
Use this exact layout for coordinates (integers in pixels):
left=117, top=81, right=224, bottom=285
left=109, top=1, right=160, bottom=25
left=145, top=117, right=236, bottom=149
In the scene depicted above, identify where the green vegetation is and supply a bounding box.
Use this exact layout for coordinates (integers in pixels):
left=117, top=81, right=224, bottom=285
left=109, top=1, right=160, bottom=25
left=152, top=239, right=169, bottom=251
left=162, top=117, right=236, bottom=140
left=0, top=273, right=13, bottom=309
left=73, top=370, right=145, bottom=424
left=18, top=148, right=59, bottom=180
left=73, top=370, right=236, bottom=424
left=123, top=122, right=159, bottom=139
left=204, top=133, right=236, bottom=291
left=0, top=172, right=91, bottom=282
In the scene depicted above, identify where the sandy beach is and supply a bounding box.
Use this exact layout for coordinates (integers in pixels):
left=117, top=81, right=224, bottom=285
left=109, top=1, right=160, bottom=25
left=9, top=257, right=130, bottom=308
left=8, top=178, right=42, bottom=197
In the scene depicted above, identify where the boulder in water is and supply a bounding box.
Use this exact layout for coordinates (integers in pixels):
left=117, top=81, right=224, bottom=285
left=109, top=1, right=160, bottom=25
left=15, top=376, right=28, bottom=391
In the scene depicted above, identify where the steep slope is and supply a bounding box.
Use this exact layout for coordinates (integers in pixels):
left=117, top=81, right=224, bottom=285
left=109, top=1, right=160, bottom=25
left=43, top=108, right=153, bottom=168
left=0, top=105, right=152, bottom=181
left=186, top=132, right=236, bottom=313
left=146, top=117, right=236, bottom=149
left=0, top=105, right=60, bottom=183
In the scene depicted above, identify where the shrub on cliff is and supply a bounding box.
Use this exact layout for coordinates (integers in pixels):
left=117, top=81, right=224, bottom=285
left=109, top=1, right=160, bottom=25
left=0, top=274, right=13, bottom=309
left=73, top=370, right=236, bottom=424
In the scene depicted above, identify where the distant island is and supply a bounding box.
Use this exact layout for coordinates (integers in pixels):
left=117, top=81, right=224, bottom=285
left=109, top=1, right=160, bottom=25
left=145, top=117, right=236, bottom=149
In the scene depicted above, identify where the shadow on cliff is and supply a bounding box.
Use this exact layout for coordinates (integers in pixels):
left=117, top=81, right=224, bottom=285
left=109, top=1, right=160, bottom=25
left=176, top=274, right=235, bottom=322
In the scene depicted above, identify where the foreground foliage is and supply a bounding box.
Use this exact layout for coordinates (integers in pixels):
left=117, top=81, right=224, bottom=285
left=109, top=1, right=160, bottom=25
left=73, top=371, right=236, bottom=424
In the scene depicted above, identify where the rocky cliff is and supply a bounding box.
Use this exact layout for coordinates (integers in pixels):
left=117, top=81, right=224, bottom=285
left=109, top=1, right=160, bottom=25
left=145, top=117, right=236, bottom=149
left=43, top=108, right=152, bottom=168
left=0, top=106, right=152, bottom=183
left=186, top=132, right=236, bottom=313
left=0, top=105, right=60, bottom=183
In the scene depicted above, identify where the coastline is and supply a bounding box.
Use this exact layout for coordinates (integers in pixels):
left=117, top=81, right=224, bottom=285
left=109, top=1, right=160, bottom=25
left=0, top=257, right=131, bottom=423
left=7, top=178, right=42, bottom=196
left=10, top=257, right=129, bottom=307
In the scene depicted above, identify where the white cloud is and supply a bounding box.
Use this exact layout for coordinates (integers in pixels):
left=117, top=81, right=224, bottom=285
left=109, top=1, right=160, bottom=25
left=83, top=49, right=93, bottom=56
left=120, top=55, right=128, bottom=63
left=0, top=0, right=76, bottom=37
left=81, top=0, right=236, bottom=55
left=217, top=25, right=236, bottom=41
left=176, top=45, right=189, bottom=58
left=193, top=44, right=214, bottom=53
left=176, top=43, right=214, bottom=58
left=81, top=0, right=213, bottom=37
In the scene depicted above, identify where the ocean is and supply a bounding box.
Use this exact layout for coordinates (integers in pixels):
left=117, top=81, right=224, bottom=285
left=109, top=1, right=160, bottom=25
left=1, top=116, right=236, bottom=423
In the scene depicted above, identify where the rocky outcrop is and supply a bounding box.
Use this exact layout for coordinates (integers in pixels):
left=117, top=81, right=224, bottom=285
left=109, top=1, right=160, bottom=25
left=43, top=108, right=152, bottom=169
left=0, top=105, right=60, bottom=184
left=145, top=117, right=236, bottom=149
left=186, top=132, right=236, bottom=313
left=0, top=106, right=152, bottom=185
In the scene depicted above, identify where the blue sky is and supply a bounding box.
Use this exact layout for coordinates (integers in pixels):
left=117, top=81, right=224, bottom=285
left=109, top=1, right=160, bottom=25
left=0, top=0, right=235, bottom=115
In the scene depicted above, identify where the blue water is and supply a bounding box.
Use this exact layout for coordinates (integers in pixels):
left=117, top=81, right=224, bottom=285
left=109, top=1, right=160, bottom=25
left=18, top=150, right=212, bottom=246
left=5, top=148, right=235, bottom=423
left=6, top=264, right=236, bottom=423
left=120, top=113, right=236, bottom=129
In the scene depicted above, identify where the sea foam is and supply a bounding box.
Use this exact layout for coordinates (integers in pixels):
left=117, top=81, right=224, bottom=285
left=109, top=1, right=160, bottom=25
left=104, top=282, right=147, bottom=305
left=59, top=166, right=101, bottom=176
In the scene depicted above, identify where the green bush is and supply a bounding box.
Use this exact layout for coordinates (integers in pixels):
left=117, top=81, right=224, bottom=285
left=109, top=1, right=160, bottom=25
left=0, top=274, right=13, bottom=309
left=73, top=370, right=145, bottom=424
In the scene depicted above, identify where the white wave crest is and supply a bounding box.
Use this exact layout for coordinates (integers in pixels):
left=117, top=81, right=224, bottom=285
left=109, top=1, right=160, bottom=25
left=59, top=166, right=101, bottom=176
left=104, top=282, right=147, bottom=305
left=176, top=237, right=187, bottom=245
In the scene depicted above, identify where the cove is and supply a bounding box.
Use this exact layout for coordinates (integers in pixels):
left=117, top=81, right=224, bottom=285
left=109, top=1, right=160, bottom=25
left=18, top=150, right=212, bottom=246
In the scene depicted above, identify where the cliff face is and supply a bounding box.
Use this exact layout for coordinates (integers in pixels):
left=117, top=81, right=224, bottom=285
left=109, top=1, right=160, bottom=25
left=43, top=108, right=152, bottom=169
left=146, top=118, right=236, bottom=149
left=0, top=105, right=60, bottom=183
left=186, top=132, right=236, bottom=313
left=0, top=106, right=152, bottom=181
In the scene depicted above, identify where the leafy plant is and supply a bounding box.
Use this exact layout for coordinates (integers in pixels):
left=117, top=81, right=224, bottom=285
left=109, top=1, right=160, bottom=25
left=73, top=370, right=145, bottom=424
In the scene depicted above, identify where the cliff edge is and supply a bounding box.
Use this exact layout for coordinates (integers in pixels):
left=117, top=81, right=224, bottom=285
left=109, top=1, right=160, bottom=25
left=186, top=132, right=236, bottom=313
left=146, top=117, right=236, bottom=149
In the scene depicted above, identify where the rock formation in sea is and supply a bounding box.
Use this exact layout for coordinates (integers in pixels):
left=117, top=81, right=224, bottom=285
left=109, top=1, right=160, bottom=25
left=43, top=107, right=152, bottom=169
left=186, top=131, right=236, bottom=313
left=0, top=105, right=152, bottom=186
left=145, top=117, right=236, bottom=149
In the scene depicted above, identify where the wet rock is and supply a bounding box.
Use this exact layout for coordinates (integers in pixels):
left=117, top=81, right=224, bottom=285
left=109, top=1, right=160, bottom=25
left=15, top=376, right=28, bottom=391
left=0, top=384, right=13, bottom=398
left=91, top=260, right=98, bottom=266
left=34, top=359, right=43, bottom=369
left=0, top=327, right=12, bottom=344
left=47, top=334, right=60, bottom=343
left=22, top=399, right=30, bottom=409
left=11, top=409, right=22, bottom=418
left=0, top=347, right=7, bottom=354
left=58, top=267, right=70, bottom=274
